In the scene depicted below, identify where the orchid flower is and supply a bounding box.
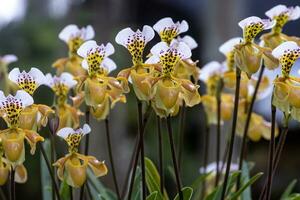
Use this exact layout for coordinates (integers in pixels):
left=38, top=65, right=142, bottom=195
left=54, top=124, right=107, bottom=187
left=8, top=68, right=54, bottom=130
left=146, top=41, right=201, bottom=117
left=219, top=37, right=242, bottom=70
left=0, top=54, right=18, bottom=94
left=0, top=90, right=44, bottom=164
left=45, top=73, right=81, bottom=129
left=271, top=41, right=300, bottom=121
left=76, top=40, right=129, bottom=120
left=153, top=17, right=188, bottom=44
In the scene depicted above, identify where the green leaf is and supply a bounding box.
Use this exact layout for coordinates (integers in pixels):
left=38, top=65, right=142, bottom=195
left=191, top=172, right=212, bottom=200
left=40, top=139, right=52, bottom=200
left=241, top=161, right=251, bottom=200
left=226, top=171, right=241, bottom=196
left=133, top=167, right=142, bottom=200
left=87, top=169, right=117, bottom=200
left=204, top=186, right=222, bottom=200
left=281, top=180, right=298, bottom=200
left=174, top=187, right=193, bottom=200
left=59, top=179, right=71, bottom=200
left=145, top=157, right=169, bottom=200
left=287, top=193, right=300, bottom=200
left=229, top=172, right=263, bottom=200
left=147, top=191, right=158, bottom=200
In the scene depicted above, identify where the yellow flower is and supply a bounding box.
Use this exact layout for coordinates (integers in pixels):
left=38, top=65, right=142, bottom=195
left=54, top=125, right=107, bottom=187
left=234, top=16, right=276, bottom=77
left=115, top=26, right=156, bottom=101
left=76, top=40, right=129, bottom=120
left=53, top=25, right=95, bottom=76
left=261, top=5, right=300, bottom=49
left=146, top=41, right=201, bottom=117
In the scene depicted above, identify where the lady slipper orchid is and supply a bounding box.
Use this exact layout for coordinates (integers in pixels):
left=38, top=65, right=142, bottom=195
left=199, top=61, right=234, bottom=124
left=8, top=68, right=54, bottom=130
left=0, top=54, right=18, bottom=95
left=76, top=40, right=129, bottom=120
left=219, top=37, right=242, bottom=71
left=53, top=25, right=95, bottom=76
left=235, top=16, right=277, bottom=77
left=153, top=17, right=188, bottom=44
left=45, top=73, right=82, bottom=129
left=271, top=41, right=300, bottom=120
left=54, top=124, right=107, bottom=188
left=172, top=36, right=200, bottom=81
left=146, top=41, right=201, bottom=117
left=116, top=25, right=155, bottom=101
left=0, top=90, right=44, bottom=164
left=261, top=5, right=300, bottom=49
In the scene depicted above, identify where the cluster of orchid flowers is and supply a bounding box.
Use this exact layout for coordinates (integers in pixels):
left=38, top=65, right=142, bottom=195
left=1, top=3, right=300, bottom=199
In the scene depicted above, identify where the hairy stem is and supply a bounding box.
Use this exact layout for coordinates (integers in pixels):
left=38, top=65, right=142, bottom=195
left=167, top=116, right=183, bottom=200
left=220, top=68, right=241, bottom=200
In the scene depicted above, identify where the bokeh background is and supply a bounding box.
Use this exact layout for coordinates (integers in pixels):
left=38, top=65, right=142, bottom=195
left=0, top=0, right=300, bottom=199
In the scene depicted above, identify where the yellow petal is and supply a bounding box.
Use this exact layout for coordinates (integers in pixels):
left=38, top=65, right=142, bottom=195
left=15, top=164, right=27, bottom=183
left=24, top=129, right=44, bottom=155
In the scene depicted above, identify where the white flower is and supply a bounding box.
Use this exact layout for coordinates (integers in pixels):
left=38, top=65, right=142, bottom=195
left=0, top=90, right=34, bottom=125
left=8, top=67, right=46, bottom=95
left=153, top=17, right=188, bottom=43
left=238, top=16, right=275, bottom=30
left=199, top=162, right=238, bottom=174
left=57, top=124, right=91, bottom=139
left=45, top=72, right=77, bottom=89
left=115, top=25, right=154, bottom=64
left=219, top=37, right=242, bottom=56
left=266, top=5, right=300, bottom=21
left=174, top=35, right=198, bottom=50
left=199, top=61, right=227, bottom=82
left=0, top=90, right=33, bottom=109
left=0, top=54, right=18, bottom=65
left=272, top=41, right=300, bottom=59
left=59, top=24, right=95, bottom=43
left=147, top=41, right=191, bottom=64
left=77, top=40, right=116, bottom=73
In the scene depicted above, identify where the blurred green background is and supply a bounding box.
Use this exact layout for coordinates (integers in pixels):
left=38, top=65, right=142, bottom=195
left=1, top=0, right=300, bottom=199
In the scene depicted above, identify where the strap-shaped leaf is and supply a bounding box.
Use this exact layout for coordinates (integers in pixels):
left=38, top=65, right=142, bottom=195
left=280, top=179, right=297, bottom=200
left=40, top=139, right=52, bottom=200
left=174, top=187, right=193, bottom=200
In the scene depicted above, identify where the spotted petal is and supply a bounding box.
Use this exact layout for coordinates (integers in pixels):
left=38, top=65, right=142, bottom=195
left=266, top=5, right=300, bottom=21
left=15, top=90, right=34, bottom=108
left=272, top=41, right=299, bottom=59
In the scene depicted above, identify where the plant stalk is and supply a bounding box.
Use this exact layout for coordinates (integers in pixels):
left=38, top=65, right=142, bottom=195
left=105, top=118, right=121, bottom=200
left=220, top=68, right=241, bottom=200
left=167, top=116, right=183, bottom=200
left=157, top=116, right=164, bottom=193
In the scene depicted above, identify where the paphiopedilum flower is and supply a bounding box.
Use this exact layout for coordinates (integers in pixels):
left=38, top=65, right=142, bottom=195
left=116, top=25, right=155, bottom=101
left=0, top=141, right=27, bottom=185
left=54, top=124, right=107, bottom=187
left=0, top=54, right=18, bottom=94
left=235, top=16, right=277, bottom=77
left=153, top=17, right=188, bottom=44
left=199, top=61, right=234, bottom=124
left=146, top=41, right=201, bottom=117
left=8, top=68, right=54, bottom=130
left=76, top=40, right=129, bottom=120
left=172, top=36, right=200, bottom=81
left=45, top=73, right=82, bottom=129
left=53, top=25, right=95, bottom=76
left=0, top=90, right=44, bottom=163
left=271, top=41, right=300, bottom=120
left=219, top=37, right=242, bottom=71
left=261, top=5, right=300, bottom=49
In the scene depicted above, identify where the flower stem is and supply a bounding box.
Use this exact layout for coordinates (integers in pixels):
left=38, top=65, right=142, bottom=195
left=178, top=105, right=186, bottom=171
left=220, top=68, right=241, bottom=200
left=137, top=100, right=146, bottom=200
left=259, top=115, right=289, bottom=200
left=200, top=124, right=210, bottom=200
left=105, top=118, right=121, bottom=200
left=236, top=64, right=265, bottom=189
left=126, top=104, right=151, bottom=200
left=0, top=187, right=6, bottom=200
left=265, top=104, right=276, bottom=200
left=167, top=116, right=183, bottom=200
left=215, top=78, right=223, bottom=187
left=79, top=105, right=90, bottom=200
left=39, top=143, right=61, bottom=200
left=157, top=116, right=164, bottom=194
left=69, top=186, right=73, bottom=200
left=10, top=168, right=15, bottom=200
